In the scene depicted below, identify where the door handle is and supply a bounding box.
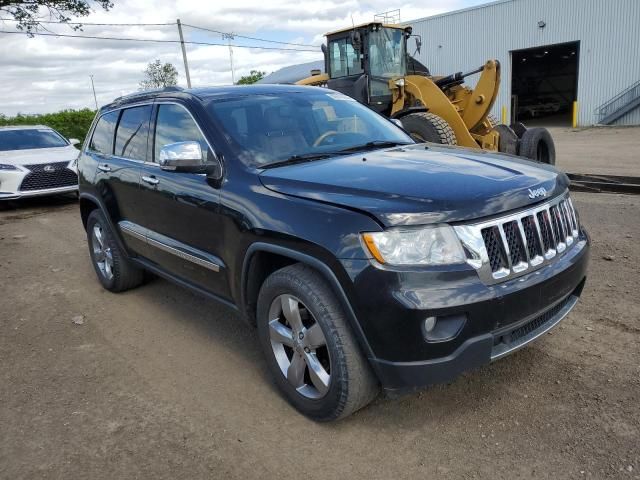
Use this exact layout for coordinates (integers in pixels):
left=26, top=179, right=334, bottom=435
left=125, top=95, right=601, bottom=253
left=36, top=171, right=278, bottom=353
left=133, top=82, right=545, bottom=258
left=142, top=175, right=159, bottom=185
left=97, top=164, right=111, bottom=172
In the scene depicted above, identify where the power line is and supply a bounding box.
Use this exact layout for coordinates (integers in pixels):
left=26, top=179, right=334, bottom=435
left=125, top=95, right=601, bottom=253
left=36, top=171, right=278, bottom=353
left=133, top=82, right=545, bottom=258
left=0, top=29, right=318, bottom=52
left=0, top=17, right=321, bottom=48
left=182, top=23, right=320, bottom=48
left=0, top=17, right=174, bottom=26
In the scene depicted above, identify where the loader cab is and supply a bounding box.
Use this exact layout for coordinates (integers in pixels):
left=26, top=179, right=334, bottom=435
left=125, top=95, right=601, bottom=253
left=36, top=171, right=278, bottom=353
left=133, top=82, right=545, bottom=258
left=325, top=23, right=411, bottom=116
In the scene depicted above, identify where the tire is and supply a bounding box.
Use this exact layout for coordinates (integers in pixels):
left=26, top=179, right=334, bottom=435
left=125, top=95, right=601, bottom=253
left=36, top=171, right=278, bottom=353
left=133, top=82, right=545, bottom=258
left=400, top=112, right=457, bottom=145
left=510, top=122, right=527, bottom=138
left=256, top=264, right=378, bottom=421
left=86, top=209, right=144, bottom=292
left=493, top=124, right=519, bottom=155
left=518, top=127, right=556, bottom=165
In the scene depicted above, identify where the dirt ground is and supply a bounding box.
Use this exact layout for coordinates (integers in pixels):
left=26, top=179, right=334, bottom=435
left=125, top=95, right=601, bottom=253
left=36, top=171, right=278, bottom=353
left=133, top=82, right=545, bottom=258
left=1, top=129, right=639, bottom=479
left=550, top=126, right=640, bottom=176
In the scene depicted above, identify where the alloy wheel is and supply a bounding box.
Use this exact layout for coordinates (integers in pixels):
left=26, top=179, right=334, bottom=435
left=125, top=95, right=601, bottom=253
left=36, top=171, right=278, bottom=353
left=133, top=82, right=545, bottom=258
left=268, top=294, right=331, bottom=399
left=91, top=224, right=114, bottom=281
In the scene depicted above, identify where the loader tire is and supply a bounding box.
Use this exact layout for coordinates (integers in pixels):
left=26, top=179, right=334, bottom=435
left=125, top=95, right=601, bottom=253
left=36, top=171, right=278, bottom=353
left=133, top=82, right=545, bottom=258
left=518, top=127, right=556, bottom=165
left=493, top=124, right=519, bottom=155
left=401, top=112, right=457, bottom=145
left=510, top=122, right=527, bottom=138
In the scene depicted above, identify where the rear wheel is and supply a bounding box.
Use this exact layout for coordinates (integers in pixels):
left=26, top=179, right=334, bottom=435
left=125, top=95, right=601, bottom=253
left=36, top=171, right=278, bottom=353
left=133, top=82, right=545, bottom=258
left=257, top=264, right=378, bottom=421
left=86, top=209, right=144, bottom=292
left=400, top=112, right=457, bottom=145
left=518, top=127, right=556, bottom=165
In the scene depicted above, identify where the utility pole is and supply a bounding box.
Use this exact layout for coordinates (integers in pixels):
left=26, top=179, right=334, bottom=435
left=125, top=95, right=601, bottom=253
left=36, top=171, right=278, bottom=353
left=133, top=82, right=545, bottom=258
left=176, top=19, right=192, bottom=88
left=89, top=75, right=98, bottom=110
left=222, top=32, right=235, bottom=84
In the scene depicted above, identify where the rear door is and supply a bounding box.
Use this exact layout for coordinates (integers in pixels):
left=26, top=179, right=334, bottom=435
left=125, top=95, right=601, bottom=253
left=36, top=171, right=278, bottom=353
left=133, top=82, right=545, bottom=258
left=134, top=102, right=228, bottom=299
left=85, top=108, right=149, bottom=254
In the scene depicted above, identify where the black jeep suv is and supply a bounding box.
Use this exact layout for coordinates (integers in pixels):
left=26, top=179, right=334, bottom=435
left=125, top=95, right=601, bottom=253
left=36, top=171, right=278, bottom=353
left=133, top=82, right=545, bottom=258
left=78, top=85, right=589, bottom=421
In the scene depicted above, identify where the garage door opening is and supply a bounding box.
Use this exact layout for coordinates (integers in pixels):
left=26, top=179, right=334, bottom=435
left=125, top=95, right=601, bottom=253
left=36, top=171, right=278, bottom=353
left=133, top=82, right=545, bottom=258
left=511, top=41, right=579, bottom=126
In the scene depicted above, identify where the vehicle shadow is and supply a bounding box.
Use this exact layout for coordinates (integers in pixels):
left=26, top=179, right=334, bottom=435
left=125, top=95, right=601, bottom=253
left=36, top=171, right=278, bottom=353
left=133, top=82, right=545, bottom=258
left=126, top=272, right=542, bottom=427
left=0, top=193, right=78, bottom=214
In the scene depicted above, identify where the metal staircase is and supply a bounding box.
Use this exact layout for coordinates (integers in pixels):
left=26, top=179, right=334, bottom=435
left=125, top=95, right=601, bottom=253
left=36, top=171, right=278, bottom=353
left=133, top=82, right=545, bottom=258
left=595, top=79, right=640, bottom=125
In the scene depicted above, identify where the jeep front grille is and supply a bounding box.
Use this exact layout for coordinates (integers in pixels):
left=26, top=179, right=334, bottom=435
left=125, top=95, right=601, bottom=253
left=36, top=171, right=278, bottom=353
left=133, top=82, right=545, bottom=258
left=454, top=193, right=583, bottom=285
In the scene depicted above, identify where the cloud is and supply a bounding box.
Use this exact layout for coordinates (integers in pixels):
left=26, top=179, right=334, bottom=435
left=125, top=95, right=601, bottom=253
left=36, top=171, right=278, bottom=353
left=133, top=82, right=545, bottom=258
left=0, top=0, right=478, bottom=116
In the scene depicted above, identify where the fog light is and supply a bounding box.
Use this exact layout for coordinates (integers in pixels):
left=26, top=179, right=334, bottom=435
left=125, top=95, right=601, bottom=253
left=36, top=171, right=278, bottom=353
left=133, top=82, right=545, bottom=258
left=422, top=314, right=467, bottom=343
left=424, top=316, right=437, bottom=332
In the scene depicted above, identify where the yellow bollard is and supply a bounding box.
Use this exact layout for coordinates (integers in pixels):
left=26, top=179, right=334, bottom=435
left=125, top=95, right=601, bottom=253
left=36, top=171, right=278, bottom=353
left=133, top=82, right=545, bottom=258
left=501, top=105, right=507, bottom=125
left=572, top=101, right=578, bottom=128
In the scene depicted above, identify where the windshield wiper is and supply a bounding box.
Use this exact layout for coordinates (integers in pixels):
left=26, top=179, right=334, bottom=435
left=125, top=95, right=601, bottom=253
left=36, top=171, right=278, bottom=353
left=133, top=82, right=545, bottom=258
left=334, top=140, right=412, bottom=153
left=261, top=152, right=336, bottom=169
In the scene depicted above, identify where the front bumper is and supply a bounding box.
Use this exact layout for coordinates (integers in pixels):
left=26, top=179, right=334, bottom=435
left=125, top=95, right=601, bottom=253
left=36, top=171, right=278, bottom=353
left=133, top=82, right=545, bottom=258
left=0, top=184, right=78, bottom=200
left=344, top=229, right=589, bottom=394
left=372, top=284, right=583, bottom=395
left=0, top=165, right=78, bottom=200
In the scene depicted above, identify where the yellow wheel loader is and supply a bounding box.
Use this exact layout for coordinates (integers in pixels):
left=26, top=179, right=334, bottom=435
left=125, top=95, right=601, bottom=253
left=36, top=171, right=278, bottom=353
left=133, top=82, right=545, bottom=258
left=296, top=22, right=555, bottom=164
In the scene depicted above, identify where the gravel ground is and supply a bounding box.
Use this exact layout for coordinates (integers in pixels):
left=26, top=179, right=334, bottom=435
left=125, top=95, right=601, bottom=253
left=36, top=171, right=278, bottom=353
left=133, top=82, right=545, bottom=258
left=549, top=126, right=640, bottom=176
left=0, top=190, right=638, bottom=479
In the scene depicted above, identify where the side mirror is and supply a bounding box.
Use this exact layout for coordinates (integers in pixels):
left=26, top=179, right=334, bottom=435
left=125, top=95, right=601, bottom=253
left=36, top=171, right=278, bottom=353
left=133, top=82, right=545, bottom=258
left=159, top=141, right=206, bottom=172
left=69, top=138, right=80, bottom=146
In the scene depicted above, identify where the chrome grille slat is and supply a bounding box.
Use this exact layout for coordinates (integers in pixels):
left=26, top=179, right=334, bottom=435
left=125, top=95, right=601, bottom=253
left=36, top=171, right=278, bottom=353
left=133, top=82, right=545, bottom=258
left=454, top=193, right=583, bottom=286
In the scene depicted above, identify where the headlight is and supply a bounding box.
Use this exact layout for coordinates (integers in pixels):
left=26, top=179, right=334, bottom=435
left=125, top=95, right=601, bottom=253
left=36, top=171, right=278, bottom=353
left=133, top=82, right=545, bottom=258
left=69, top=157, right=78, bottom=168
left=0, top=164, right=18, bottom=171
left=362, top=225, right=466, bottom=266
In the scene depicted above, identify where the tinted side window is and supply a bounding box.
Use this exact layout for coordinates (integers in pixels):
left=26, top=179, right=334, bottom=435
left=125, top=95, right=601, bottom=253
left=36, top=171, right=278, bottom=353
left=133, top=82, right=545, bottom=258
left=89, top=111, right=119, bottom=155
left=115, top=105, right=152, bottom=161
left=154, top=104, right=209, bottom=162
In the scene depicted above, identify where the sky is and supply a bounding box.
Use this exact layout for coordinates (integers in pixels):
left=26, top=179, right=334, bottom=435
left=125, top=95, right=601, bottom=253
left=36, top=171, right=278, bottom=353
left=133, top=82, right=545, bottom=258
left=0, top=0, right=489, bottom=116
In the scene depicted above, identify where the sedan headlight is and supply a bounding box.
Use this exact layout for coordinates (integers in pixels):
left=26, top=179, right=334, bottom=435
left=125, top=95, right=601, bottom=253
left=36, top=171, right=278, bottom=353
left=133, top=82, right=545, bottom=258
left=362, top=225, right=466, bottom=266
left=0, top=164, right=18, bottom=171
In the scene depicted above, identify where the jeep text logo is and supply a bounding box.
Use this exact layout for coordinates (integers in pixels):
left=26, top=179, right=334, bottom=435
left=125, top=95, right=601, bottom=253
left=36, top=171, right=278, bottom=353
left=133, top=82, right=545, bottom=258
left=528, top=187, right=547, bottom=199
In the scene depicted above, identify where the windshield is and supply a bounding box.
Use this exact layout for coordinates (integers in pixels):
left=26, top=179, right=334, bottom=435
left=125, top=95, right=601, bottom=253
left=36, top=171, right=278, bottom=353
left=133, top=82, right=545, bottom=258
left=368, top=28, right=406, bottom=78
left=0, top=129, right=68, bottom=151
left=207, top=91, right=412, bottom=168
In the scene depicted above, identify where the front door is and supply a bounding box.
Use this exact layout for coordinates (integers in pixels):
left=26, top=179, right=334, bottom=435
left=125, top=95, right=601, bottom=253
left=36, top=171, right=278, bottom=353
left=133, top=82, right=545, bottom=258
left=135, top=102, right=229, bottom=300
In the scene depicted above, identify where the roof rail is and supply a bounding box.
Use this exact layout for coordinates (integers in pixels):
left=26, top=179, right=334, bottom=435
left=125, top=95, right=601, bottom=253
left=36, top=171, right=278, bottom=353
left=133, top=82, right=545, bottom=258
left=111, top=86, right=184, bottom=104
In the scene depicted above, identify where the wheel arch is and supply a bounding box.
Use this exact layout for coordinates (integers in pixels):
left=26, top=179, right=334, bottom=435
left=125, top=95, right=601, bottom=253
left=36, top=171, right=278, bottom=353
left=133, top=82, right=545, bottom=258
left=79, top=192, right=129, bottom=254
left=240, top=242, right=377, bottom=362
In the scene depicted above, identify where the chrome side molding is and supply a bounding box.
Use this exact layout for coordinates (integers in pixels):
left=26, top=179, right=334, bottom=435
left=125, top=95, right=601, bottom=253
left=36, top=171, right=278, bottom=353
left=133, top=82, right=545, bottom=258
left=119, top=220, right=222, bottom=272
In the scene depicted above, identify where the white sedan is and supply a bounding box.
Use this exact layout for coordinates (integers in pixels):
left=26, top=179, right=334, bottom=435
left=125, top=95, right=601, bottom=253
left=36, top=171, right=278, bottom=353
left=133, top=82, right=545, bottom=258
left=0, top=125, right=80, bottom=200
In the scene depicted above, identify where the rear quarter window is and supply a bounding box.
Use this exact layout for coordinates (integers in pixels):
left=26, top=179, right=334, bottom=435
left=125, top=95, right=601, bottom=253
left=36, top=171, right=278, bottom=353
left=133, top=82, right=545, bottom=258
left=89, top=111, right=119, bottom=155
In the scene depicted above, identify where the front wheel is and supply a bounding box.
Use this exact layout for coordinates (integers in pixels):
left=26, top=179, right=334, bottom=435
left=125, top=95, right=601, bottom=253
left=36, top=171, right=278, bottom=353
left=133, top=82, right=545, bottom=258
left=256, top=264, right=378, bottom=421
left=400, top=112, right=457, bottom=145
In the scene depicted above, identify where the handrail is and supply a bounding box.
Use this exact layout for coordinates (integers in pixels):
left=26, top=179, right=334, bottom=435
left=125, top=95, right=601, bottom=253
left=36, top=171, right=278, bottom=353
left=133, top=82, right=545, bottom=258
left=595, top=79, right=640, bottom=121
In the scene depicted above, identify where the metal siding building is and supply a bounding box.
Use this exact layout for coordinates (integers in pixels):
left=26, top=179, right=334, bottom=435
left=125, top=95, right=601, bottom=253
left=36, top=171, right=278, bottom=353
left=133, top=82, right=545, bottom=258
left=408, top=0, right=640, bottom=126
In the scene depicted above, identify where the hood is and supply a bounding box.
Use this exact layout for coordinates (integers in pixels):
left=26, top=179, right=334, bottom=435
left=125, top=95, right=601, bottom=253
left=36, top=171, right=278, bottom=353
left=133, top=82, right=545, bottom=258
left=0, top=145, right=79, bottom=166
left=259, top=144, right=568, bottom=227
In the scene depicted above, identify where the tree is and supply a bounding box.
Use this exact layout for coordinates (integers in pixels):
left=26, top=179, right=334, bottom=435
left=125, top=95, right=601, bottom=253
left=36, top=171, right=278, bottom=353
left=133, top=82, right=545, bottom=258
left=0, top=0, right=113, bottom=34
left=139, top=60, right=179, bottom=90
left=236, top=70, right=266, bottom=85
